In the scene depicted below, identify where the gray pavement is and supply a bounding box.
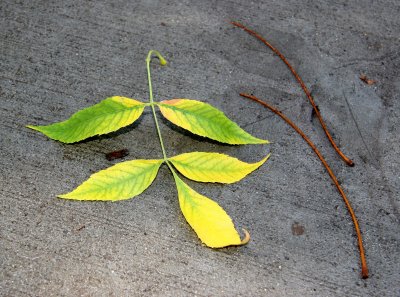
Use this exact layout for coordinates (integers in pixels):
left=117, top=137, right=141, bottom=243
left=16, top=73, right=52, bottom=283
left=1, top=0, right=399, bottom=296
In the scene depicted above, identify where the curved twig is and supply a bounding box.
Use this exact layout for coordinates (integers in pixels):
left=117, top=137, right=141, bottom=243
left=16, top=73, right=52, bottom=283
left=240, top=93, right=368, bottom=279
left=231, top=21, right=354, bottom=167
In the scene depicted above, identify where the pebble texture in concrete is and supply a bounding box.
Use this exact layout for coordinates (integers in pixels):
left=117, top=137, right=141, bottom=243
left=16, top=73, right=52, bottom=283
left=1, top=1, right=399, bottom=296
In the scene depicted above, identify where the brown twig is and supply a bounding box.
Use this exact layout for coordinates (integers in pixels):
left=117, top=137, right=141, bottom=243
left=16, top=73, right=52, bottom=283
left=231, top=21, right=354, bottom=167
left=240, top=93, right=368, bottom=279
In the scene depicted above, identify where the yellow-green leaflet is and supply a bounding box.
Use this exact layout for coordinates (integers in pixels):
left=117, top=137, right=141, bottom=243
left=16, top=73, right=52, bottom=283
left=27, top=96, right=146, bottom=143
left=59, top=159, right=163, bottom=201
left=169, top=152, right=270, bottom=183
left=157, top=99, right=268, bottom=145
left=173, top=172, right=249, bottom=248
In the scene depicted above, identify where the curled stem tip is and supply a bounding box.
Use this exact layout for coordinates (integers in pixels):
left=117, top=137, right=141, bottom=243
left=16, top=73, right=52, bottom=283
left=231, top=21, right=354, bottom=167
left=146, top=50, right=167, bottom=66
left=239, top=93, right=368, bottom=279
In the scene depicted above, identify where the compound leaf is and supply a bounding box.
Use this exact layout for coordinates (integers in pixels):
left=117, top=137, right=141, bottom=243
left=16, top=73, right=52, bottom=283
left=59, top=159, right=163, bottom=201
left=27, top=96, right=146, bottom=143
left=169, top=152, right=270, bottom=183
left=158, top=99, right=268, bottom=145
left=173, top=172, right=249, bottom=248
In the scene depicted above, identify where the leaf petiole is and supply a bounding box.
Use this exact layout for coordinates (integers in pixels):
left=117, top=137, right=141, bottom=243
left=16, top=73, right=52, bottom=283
left=146, top=50, right=168, bottom=161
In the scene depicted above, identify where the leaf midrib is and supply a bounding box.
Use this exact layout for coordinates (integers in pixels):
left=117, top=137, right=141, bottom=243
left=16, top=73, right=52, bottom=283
left=80, top=161, right=162, bottom=195
left=61, top=103, right=145, bottom=127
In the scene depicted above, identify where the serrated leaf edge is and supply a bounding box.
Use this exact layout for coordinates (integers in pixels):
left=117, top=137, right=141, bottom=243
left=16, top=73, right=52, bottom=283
left=168, top=152, right=270, bottom=184
left=58, top=159, right=163, bottom=201
left=27, top=96, right=147, bottom=143
left=157, top=99, right=269, bottom=145
left=172, top=171, right=250, bottom=248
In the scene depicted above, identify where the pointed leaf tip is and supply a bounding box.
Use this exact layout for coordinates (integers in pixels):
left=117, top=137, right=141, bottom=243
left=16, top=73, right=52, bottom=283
left=173, top=173, right=246, bottom=248
left=28, top=96, right=146, bottom=143
left=158, top=99, right=268, bottom=145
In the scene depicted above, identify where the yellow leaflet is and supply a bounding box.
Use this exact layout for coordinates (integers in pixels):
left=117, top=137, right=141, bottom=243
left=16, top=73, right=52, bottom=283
left=27, top=96, right=146, bottom=143
left=59, top=159, right=163, bottom=201
left=157, top=99, right=268, bottom=145
left=169, top=152, right=270, bottom=183
left=173, top=172, right=249, bottom=248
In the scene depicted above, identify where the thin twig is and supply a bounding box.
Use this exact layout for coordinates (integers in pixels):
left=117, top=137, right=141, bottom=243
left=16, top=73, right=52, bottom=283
left=240, top=93, right=368, bottom=279
left=231, top=21, right=354, bottom=167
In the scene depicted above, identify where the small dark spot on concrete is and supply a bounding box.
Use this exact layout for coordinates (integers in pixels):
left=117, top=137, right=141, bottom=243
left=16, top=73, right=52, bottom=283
left=359, top=154, right=368, bottom=164
left=76, top=224, right=86, bottom=232
left=381, top=208, right=390, bottom=215
left=160, top=22, right=166, bottom=26
left=105, top=148, right=129, bottom=161
left=291, top=222, right=305, bottom=236
left=63, top=153, right=73, bottom=161
left=310, top=105, right=320, bottom=122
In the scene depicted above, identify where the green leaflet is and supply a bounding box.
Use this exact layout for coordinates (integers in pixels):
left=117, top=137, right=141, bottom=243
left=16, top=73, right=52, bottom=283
left=172, top=172, right=248, bottom=248
left=157, top=99, right=268, bottom=145
left=169, top=152, right=270, bottom=183
left=27, top=96, right=146, bottom=143
left=59, top=159, right=163, bottom=201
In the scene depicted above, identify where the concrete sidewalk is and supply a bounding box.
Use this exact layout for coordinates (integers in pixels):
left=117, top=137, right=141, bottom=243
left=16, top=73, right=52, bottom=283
left=1, top=0, right=399, bottom=296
